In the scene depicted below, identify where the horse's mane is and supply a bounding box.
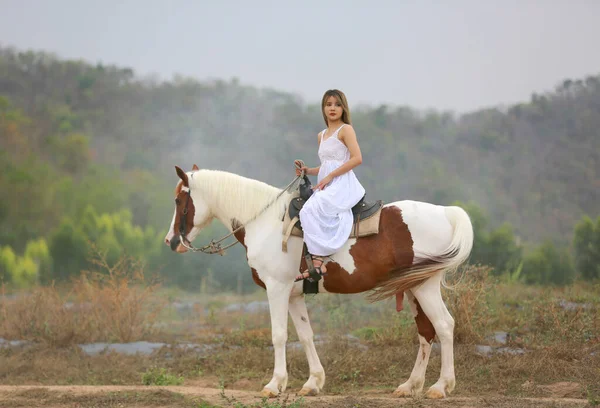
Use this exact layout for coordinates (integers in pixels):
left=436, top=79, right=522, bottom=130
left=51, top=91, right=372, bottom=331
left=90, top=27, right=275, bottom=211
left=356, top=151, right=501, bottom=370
left=191, top=169, right=284, bottom=224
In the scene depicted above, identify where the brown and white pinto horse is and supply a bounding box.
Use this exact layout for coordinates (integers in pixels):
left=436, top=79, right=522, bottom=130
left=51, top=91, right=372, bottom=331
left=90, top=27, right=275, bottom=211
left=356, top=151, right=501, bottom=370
left=164, top=165, right=474, bottom=399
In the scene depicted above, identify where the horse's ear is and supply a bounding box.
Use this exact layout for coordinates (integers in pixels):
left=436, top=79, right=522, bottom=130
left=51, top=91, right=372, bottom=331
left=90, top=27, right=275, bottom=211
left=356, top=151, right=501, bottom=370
left=175, top=166, right=189, bottom=187
left=192, top=164, right=199, bottom=171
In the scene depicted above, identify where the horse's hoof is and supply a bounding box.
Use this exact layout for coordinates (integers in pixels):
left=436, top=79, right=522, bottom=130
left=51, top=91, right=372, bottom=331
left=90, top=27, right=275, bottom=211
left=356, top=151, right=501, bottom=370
left=425, top=387, right=446, bottom=399
left=393, top=381, right=421, bottom=398
left=298, top=387, right=319, bottom=396
left=392, top=388, right=413, bottom=398
left=261, top=388, right=278, bottom=398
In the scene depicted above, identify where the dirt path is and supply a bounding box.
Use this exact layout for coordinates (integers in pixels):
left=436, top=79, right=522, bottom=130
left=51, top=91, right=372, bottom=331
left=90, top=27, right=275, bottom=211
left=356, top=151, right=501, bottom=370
left=0, top=385, right=591, bottom=407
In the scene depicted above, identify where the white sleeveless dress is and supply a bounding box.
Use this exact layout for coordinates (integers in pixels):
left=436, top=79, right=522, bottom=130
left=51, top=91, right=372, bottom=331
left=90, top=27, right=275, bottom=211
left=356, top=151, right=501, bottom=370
left=299, top=124, right=366, bottom=256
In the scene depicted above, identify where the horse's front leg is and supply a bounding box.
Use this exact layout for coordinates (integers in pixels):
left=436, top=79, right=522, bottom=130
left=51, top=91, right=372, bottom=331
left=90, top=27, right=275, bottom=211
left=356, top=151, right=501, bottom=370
left=288, top=293, right=325, bottom=396
left=262, top=279, right=294, bottom=398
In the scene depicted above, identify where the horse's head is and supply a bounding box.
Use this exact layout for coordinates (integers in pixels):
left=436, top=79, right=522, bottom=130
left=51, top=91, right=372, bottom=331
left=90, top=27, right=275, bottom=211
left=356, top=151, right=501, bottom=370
left=164, top=164, right=212, bottom=253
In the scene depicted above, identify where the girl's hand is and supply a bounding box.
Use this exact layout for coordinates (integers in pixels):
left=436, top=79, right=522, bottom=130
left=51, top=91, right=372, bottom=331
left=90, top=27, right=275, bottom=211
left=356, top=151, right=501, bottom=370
left=294, top=160, right=309, bottom=176
left=295, top=165, right=309, bottom=176
left=313, top=174, right=333, bottom=191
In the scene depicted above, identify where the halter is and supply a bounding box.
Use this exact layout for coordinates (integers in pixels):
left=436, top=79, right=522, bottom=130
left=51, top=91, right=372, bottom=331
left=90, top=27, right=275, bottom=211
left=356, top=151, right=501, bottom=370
left=178, top=162, right=307, bottom=255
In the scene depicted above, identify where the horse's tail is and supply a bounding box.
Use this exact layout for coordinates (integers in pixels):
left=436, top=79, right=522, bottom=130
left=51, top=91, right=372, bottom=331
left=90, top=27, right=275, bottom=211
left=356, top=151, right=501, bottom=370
left=367, top=205, right=474, bottom=302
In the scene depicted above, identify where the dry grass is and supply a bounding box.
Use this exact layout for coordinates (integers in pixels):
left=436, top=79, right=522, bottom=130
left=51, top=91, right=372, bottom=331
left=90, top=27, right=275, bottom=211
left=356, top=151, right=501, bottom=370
left=0, top=264, right=598, bottom=402
left=443, top=265, right=494, bottom=344
left=0, top=345, right=152, bottom=385
left=0, top=388, right=206, bottom=408
left=0, top=254, right=165, bottom=346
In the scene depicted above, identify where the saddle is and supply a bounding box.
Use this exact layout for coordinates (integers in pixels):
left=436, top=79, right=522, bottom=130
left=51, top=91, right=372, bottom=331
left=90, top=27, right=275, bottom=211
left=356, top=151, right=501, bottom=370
left=282, top=175, right=383, bottom=252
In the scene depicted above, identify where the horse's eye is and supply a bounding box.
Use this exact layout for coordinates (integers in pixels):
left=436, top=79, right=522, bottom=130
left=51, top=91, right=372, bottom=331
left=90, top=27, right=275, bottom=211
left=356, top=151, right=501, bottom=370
left=175, top=198, right=181, bottom=206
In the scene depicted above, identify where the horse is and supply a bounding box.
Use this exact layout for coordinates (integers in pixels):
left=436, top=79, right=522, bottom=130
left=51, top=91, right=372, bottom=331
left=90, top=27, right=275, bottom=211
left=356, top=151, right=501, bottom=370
left=164, top=165, right=474, bottom=399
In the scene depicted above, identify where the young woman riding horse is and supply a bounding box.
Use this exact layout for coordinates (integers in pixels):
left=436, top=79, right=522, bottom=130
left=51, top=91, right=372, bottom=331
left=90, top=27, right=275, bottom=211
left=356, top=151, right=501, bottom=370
left=295, top=89, right=365, bottom=281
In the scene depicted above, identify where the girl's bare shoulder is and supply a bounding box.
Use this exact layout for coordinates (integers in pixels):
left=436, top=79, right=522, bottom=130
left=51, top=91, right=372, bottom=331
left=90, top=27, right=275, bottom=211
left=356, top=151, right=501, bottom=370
left=339, top=124, right=356, bottom=139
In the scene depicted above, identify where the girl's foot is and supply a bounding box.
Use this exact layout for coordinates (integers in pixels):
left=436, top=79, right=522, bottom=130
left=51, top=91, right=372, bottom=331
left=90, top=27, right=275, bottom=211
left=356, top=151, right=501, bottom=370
left=295, top=256, right=327, bottom=282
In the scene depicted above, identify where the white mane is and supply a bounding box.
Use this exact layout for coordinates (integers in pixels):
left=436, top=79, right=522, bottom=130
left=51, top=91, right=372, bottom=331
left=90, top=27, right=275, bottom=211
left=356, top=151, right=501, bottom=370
left=190, top=169, right=286, bottom=226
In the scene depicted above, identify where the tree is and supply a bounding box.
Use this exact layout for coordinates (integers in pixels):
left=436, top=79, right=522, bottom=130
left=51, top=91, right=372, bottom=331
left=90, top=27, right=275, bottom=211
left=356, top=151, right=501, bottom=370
left=521, top=241, right=574, bottom=285
left=48, top=218, right=89, bottom=280
left=485, top=223, right=522, bottom=275
left=573, top=215, right=600, bottom=280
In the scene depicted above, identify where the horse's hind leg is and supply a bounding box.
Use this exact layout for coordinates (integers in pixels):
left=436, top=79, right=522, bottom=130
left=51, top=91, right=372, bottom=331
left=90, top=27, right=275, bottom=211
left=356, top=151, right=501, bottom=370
left=412, top=272, right=456, bottom=399
left=394, top=290, right=435, bottom=397
left=288, top=294, right=325, bottom=396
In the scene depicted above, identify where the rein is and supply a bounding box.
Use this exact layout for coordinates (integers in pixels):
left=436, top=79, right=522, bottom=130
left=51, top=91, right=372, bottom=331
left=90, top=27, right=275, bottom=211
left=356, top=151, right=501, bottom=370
left=179, top=162, right=307, bottom=255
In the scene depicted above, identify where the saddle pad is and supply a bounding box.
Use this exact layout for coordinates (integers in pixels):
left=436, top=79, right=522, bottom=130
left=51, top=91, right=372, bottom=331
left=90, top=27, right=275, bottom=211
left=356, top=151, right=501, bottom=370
left=281, top=193, right=382, bottom=252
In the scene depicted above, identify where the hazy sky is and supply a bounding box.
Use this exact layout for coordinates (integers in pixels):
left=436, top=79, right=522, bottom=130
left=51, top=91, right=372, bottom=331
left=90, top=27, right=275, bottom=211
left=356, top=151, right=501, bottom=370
left=1, top=0, right=599, bottom=112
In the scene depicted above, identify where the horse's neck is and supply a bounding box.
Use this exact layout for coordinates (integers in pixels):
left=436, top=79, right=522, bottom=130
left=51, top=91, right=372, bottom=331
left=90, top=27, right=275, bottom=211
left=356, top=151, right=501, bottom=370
left=193, top=170, right=284, bottom=229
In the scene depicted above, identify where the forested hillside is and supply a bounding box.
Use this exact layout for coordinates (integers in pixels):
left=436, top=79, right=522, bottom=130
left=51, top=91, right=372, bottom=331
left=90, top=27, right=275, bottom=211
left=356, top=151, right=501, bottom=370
left=1, top=47, right=598, bottom=289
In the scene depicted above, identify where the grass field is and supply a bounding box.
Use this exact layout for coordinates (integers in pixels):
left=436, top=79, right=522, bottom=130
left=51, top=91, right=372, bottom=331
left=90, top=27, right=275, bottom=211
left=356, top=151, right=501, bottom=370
left=0, top=265, right=598, bottom=407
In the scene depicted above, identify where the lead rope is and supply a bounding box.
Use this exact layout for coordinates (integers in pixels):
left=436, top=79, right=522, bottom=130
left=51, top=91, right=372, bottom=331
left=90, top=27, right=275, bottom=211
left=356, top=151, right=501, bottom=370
left=180, top=161, right=307, bottom=255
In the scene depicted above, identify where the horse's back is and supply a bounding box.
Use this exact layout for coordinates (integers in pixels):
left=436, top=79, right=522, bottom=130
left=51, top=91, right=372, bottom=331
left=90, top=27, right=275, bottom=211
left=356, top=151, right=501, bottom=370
left=387, top=200, right=454, bottom=259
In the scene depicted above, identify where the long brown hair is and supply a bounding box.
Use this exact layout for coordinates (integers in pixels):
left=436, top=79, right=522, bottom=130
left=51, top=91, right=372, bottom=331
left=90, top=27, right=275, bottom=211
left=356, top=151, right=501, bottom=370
left=321, top=89, right=351, bottom=126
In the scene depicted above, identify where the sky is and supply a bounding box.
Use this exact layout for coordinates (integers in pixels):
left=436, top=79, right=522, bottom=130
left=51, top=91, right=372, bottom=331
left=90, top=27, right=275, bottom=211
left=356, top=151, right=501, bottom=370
left=1, top=0, right=599, bottom=112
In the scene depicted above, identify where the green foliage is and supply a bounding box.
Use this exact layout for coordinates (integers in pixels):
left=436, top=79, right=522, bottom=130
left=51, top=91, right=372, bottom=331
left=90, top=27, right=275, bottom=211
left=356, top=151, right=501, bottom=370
left=24, top=239, right=53, bottom=285
left=352, top=327, right=382, bottom=340
left=141, top=367, right=184, bottom=386
left=48, top=218, right=89, bottom=280
left=0, top=246, right=17, bottom=282
left=10, top=256, right=38, bottom=288
left=0, top=239, right=51, bottom=287
left=48, top=132, right=91, bottom=173
left=485, top=223, right=522, bottom=275
left=573, top=215, right=600, bottom=280
left=454, top=201, right=522, bottom=276
left=1, top=46, right=599, bottom=290
left=521, top=240, right=575, bottom=285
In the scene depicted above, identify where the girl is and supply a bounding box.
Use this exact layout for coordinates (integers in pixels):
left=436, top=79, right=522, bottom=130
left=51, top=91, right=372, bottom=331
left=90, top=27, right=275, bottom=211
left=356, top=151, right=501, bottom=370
left=295, top=89, right=365, bottom=281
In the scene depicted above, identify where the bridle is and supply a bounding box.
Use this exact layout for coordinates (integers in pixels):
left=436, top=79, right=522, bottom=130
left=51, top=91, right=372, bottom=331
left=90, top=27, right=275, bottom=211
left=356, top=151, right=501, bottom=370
left=177, top=186, right=192, bottom=242
left=177, top=162, right=307, bottom=255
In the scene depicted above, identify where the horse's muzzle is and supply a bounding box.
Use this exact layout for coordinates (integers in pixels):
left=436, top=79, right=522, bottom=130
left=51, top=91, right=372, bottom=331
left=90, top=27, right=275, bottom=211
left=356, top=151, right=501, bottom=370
left=169, top=235, right=181, bottom=251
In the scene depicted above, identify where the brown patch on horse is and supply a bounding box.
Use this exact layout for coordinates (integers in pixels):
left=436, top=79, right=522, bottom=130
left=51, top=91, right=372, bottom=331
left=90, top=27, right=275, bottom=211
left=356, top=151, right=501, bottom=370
left=232, top=219, right=266, bottom=290
left=173, top=180, right=195, bottom=238
left=415, top=300, right=436, bottom=343
left=395, top=292, right=404, bottom=312
left=322, top=206, right=415, bottom=294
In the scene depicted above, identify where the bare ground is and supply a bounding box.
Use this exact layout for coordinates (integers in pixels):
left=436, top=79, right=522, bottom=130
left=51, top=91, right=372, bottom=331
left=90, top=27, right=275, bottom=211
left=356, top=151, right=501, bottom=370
left=0, top=385, right=592, bottom=408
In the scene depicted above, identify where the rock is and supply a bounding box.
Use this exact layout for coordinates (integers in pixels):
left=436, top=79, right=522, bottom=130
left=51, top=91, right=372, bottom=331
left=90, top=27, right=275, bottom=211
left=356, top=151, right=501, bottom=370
left=496, top=347, right=526, bottom=355
left=0, top=338, right=31, bottom=348
left=475, top=345, right=493, bottom=357
left=223, top=301, right=269, bottom=313
left=558, top=300, right=591, bottom=311
left=489, top=331, right=508, bottom=345
left=78, top=341, right=220, bottom=356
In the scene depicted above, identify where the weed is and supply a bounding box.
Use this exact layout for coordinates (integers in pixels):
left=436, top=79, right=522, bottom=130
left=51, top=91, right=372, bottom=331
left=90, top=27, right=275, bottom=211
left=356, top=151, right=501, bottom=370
left=219, top=386, right=304, bottom=407
left=141, top=366, right=184, bottom=386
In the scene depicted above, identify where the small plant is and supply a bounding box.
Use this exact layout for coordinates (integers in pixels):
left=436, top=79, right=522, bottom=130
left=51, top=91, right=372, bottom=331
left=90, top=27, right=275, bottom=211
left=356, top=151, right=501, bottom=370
left=141, top=367, right=184, bottom=386
left=587, top=383, right=600, bottom=407
left=506, top=260, right=523, bottom=284
left=352, top=327, right=381, bottom=340
left=219, top=385, right=304, bottom=408
left=75, top=251, right=165, bottom=342
left=338, top=369, right=361, bottom=386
